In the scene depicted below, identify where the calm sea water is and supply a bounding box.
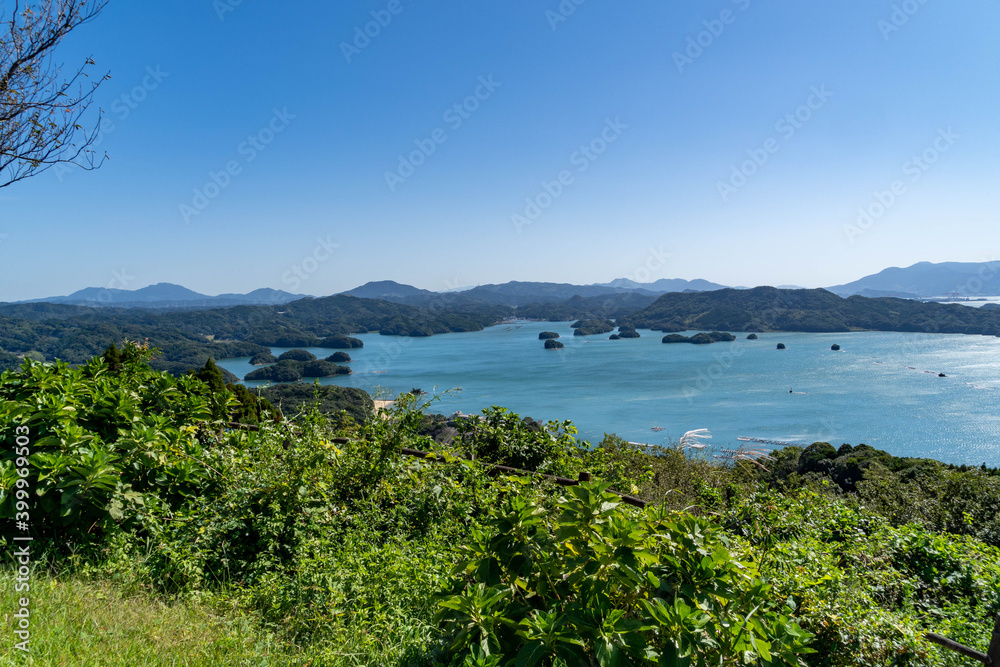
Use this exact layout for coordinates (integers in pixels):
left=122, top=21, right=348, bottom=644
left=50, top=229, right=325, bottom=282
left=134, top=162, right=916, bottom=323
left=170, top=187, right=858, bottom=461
left=217, top=322, right=1000, bottom=467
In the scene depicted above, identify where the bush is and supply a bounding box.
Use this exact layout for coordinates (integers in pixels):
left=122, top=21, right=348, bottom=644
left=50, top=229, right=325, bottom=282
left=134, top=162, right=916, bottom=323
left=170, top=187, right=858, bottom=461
left=436, top=481, right=815, bottom=665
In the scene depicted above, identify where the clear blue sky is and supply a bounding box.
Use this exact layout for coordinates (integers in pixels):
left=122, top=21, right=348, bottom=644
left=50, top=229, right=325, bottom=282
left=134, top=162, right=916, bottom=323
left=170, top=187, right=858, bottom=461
left=2, top=0, right=998, bottom=300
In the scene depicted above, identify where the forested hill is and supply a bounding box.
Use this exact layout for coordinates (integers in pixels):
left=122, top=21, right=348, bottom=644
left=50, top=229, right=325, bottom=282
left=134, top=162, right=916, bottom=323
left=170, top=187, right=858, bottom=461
left=628, top=286, right=1000, bottom=335
left=0, top=295, right=512, bottom=373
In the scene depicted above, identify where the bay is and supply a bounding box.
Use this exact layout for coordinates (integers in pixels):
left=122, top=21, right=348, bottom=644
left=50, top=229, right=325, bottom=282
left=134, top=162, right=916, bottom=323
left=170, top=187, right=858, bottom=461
left=217, top=322, right=1000, bottom=467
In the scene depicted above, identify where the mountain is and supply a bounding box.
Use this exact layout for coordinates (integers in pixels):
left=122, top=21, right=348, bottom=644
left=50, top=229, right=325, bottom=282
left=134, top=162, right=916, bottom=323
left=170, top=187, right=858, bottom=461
left=460, top=281, right=656, bottom=305
left=15, top=283, right=310, bottom=309
left=827, top=261, right=1000, bottom=298
left=598, top=278, right=728, bottom=292
left=517, top=292, right=660, bottom=321
left=59, top=283, right=206, bottom=303
left=339, top=280, right=437, bottom=303
left=339, top=280, right=661, bottom=308
left=629, top=286, right=1000, bottom=335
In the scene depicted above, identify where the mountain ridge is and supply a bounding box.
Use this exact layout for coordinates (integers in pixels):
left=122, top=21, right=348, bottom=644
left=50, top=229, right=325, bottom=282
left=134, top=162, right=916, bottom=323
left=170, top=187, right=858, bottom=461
left=826, top=261, right=1000, bottom=297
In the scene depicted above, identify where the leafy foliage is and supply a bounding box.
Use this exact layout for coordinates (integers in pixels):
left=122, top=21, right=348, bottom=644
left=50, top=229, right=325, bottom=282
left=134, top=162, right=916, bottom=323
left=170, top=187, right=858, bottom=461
left=2, top=348, right=999, bottom=665
left=438, top=481, right=815, bottom=666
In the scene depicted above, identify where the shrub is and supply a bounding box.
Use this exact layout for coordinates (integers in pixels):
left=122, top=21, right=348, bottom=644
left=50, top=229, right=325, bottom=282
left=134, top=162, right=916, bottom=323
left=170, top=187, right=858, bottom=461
left=436, top=481, right=815, bottom=665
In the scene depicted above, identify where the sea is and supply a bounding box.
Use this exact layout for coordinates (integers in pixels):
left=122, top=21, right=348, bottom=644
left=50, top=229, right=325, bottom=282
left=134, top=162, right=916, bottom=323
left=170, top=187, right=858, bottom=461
left=217, top=322, right=1000, bottom=467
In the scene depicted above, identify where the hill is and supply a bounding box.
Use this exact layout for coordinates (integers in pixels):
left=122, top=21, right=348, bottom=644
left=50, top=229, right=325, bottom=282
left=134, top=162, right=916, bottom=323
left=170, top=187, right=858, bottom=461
left=339, top=280, right=437, bottom=302
left=597, top=277, right=728, bottom=292
left=827, top=261, right=1000, bottom=297
left=629, top=286, right=1000, bottom=335
left=15, top=283, right=310, bottom=309
left=0, top=294, right=513, bottom=374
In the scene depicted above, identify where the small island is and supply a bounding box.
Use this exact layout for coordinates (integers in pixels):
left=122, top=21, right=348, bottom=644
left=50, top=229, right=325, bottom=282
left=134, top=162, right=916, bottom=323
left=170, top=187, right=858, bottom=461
left=323, top=335, right=364, bottom=349
left=662, top=331, right=736, bottom=345
left=617, top=325, right=640, bottom=339
left=245, top=360, right=304, bottom=382
left=544, top=339, right=565, bottom=349
left=831, top=344, right=841, bottom=351
left=249, top=351, right=278, bottom=365
left=747, top=334, right=758, bottom=340
left=245, top=359, right=350, bottom=382
left=278, top=349, right=317, bottom=362
left=303, top=360, right=351, bottom=377
left=609, top=334, right=620, bottom=340
left=538, top=331, right=560, bottom=340
left=777, top=343, right=787, bottom=350
left=326, top=351, right=352, bottom=363
left=572, top=318, right=615, bottom=336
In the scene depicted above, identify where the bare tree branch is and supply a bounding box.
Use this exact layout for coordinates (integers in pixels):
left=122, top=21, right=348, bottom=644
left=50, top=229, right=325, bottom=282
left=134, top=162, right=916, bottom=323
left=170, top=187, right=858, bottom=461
left=0, top=0, right=109, bottom=187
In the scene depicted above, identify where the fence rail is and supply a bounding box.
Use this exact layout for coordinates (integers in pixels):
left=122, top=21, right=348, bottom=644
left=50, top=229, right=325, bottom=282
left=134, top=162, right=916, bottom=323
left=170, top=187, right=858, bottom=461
left=398, top=447, right=648, bottom=508
left=223, top=422, right=648, bottom=506
left=925, top=614, right=1000, bottom=665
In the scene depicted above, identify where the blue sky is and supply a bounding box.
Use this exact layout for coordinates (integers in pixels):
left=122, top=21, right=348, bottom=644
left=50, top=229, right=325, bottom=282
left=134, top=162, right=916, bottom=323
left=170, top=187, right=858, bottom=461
left=2, top=0, right=998, bottom=300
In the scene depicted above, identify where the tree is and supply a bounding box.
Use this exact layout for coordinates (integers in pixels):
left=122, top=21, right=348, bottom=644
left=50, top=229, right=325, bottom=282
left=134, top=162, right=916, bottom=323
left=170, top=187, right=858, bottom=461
left=1, top=0, right=110, bottom=188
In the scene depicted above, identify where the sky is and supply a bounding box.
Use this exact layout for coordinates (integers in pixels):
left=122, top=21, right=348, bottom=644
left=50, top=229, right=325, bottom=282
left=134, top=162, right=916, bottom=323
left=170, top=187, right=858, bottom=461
left=1, top=0, right=998, bottom=301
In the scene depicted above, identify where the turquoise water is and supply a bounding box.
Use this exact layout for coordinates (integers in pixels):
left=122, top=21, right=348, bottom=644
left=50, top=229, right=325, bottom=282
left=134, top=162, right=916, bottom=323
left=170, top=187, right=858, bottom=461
left=217, top=322, right=1000, bottom=467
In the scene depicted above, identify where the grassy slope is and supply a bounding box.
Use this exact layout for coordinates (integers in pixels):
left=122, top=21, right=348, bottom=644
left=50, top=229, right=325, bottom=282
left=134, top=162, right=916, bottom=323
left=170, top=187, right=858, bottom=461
left=0, top=574, right=291, bottom=666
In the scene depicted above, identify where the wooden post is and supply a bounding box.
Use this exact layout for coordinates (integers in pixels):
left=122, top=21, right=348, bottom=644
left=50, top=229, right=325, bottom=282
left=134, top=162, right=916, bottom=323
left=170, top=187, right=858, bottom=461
left=578, top=472, right=591, bottom=483
left=987, top=613, right=1000, bottom=666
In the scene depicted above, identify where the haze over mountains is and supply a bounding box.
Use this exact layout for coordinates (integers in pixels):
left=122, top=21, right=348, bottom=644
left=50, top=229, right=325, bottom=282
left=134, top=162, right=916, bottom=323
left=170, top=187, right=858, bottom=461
left=7, top=261, right=999, bottom=311
left=15, top=283, right=309, bottom=309
left=826, top=262, right=1000, bottom=298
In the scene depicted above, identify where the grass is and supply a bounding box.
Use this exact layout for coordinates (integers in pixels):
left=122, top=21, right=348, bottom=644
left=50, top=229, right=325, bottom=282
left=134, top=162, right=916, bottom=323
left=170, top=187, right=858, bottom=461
left=0, top=571, right=299, bottom=667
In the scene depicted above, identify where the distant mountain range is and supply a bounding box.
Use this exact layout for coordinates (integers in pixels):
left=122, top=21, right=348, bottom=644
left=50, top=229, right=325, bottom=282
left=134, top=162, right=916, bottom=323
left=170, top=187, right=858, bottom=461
left=9, top=261, right=1000, bottom=310
left=13, top=283, right=310, bottom=309
left=340, top=278, right=728, bottom=308
left=595, top=278, right=728, bottom=292
left=826, top=261, right=1000, bottom=298
left=8, top=277, right=727, bottom=310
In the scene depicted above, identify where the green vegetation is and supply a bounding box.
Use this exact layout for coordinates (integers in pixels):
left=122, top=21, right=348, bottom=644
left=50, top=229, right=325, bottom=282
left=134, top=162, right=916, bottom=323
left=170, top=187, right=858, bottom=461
left=5, top=288, right=1000, bottom=381
left=0, top=294, right=503, bottom=373
left=517, top=293, right=659, bottom=322
left=631, top=286, right=1000, bottom=335
left=244, top=359, right=305, bottom=382
left=617, top=324, right=640, bottom=338
left=244, top=358, right=350, bottom=381
left=324, top=334, right=365, bottom=349
left=2, top=347, right=999, bottom=665
left=278, top=349, right=317, bottom=362
left=249, top=351, right=278, bottom=365
left=326, top=351, right=352, bottom=363
left=572, top=318, right=615, bottom=336
left=259, top=383, right=372, bottom=425
left=544, top=339, right=564, bottom=349
left=538, top=331, right=560, bottom=340
left=303, top=360, right=351, bottom=378
left=662, top=331, right=736, bottom=344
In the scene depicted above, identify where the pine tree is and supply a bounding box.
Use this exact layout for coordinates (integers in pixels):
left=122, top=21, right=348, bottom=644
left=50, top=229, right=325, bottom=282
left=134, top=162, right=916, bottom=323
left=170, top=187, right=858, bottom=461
left=102, top=343, right=123, bottom=373
left=195, top=358, right=227, bottom=395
